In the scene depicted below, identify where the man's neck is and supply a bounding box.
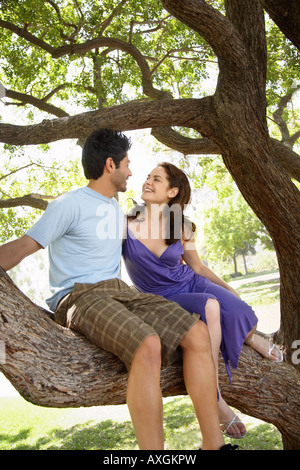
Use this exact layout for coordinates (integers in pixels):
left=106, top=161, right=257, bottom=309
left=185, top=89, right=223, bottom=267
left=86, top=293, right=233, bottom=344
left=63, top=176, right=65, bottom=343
left=87, top=179, right=115, bottom=198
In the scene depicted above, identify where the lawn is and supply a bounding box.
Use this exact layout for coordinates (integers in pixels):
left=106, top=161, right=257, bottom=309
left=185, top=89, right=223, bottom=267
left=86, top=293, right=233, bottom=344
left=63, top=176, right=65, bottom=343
left=230, top=270, right=280, bottom=306
left=0, top=270, right=283, bottom=451
left=0, top=396, right=282, bottom=450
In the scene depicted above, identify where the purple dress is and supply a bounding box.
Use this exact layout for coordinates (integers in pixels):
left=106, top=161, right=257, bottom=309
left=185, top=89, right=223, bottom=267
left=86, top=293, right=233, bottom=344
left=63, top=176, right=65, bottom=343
left=122, top=226, right=258, bottom=382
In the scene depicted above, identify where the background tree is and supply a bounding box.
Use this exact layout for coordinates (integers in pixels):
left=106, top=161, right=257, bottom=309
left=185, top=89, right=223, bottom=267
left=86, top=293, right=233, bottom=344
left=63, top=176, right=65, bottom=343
left=0, top=145, right=86, bottom=240
left=1, top=0, right=300, bottom=449
left=202, top=193, right=272, bottom=276
left=189, top=156, right=275, bottom=275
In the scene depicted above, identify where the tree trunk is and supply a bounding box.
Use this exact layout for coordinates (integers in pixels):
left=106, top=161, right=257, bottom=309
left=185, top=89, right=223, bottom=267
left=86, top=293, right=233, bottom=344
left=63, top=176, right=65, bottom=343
left=232, top=254, right=238, bottom=277
left=161, top=0, right=300, bottom=365
left=212, top=82, right=300, bottom=364
left=0, top=268, right=300, bottom=449
left=242, top=254, right=248, bottom=275
left=260, top=0, right=300, bottom=51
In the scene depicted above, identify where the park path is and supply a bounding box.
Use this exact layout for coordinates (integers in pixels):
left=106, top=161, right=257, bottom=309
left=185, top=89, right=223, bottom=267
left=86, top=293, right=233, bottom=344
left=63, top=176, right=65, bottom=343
left=230, top=271, right=280, bottom=334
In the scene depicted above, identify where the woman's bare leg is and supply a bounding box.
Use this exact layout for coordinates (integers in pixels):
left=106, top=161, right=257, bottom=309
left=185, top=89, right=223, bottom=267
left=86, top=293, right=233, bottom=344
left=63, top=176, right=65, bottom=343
left=180, top=320, right=225, bottom=450
left=245, top=327, right=282, bottom=361
left=205, top=299, right=246, bottom=438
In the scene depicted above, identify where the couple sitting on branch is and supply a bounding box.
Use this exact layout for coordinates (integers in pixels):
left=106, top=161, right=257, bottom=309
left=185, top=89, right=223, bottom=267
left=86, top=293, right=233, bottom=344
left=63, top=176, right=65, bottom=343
left=0, top=128, right=282, bottom=450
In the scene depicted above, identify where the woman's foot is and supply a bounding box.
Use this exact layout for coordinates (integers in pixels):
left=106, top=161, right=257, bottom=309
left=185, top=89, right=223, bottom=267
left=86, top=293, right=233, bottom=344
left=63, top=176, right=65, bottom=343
left=220, top=414, right=246, bottom=439
left=246, top=334, right=283, bottom=362
left=218, top=396, right=246, bottom=439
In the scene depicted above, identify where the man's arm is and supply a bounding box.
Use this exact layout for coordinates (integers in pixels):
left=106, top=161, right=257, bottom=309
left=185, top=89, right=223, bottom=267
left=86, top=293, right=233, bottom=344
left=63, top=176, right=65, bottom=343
left=0, top=235, right=42, bottom=271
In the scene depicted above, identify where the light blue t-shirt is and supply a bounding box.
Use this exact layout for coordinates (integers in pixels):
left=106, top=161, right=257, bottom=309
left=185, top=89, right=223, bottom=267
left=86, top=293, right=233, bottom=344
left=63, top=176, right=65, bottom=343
left=26, top=187, right=124, bottom=312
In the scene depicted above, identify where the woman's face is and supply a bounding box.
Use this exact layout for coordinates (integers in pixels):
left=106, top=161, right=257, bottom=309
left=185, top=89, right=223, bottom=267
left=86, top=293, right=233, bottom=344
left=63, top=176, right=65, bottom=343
left=141, top=166, right=178, bottom=204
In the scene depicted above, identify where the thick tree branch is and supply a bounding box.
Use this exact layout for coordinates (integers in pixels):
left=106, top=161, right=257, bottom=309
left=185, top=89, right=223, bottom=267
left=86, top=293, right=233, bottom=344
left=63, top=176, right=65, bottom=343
left=272, top=86, right=300, bottom=148
left=161, top=0, right=246, bottom=73
left=259, top=0, right=300, bottom=51
left=225, top=0, right=267, bottom=92
left=0, top=194, right=49, bottom=211
left=151, top=126, right=300, bottom=183
left=5, top=89, right=69, bottom=118
left=0, top=268, right=300, bottom=449
left=151, top=126, right=219, bottom=154
left=0, top=19, right=171, bottom=102
left=52, top=37, right=172, bottom=100
left=97, top=0, right=129, bottom=37
left=46, top=0, right=82, bottom=42
left=0, top=98, right=215, bottom=145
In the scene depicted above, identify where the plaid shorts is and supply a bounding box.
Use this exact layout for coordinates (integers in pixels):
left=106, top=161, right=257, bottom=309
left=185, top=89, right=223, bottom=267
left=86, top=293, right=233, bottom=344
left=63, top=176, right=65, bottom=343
left=55, top=279, right=199, bottom=370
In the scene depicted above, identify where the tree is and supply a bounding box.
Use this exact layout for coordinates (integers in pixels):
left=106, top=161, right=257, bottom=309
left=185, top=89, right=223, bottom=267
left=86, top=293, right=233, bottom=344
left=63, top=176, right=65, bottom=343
left=190, top=155, right=274, bottom=275
left=1, top=0, right=300, bottom=449
left=202, top=194, right=272, bottom=276
left=0, top=149, right=86, bottom=241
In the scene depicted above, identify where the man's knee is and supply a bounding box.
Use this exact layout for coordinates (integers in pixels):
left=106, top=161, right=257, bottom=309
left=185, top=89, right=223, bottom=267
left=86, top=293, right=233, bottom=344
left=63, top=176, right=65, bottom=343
left=132, top=335, right=161, bottom=369
left=180, top=320, right=211, bottom=353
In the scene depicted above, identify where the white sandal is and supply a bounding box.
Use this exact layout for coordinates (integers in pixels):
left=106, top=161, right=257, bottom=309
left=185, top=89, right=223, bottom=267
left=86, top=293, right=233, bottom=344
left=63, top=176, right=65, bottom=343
left=220, top=414, right=246, bottom=439
left=247, top=335, right=283, bottom=362
left=267, top=342, right=283, bottom=362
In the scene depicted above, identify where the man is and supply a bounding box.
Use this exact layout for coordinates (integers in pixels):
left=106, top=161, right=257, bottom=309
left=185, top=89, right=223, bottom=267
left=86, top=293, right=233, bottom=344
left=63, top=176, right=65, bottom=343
left=0, top=129, right=232, bottom=450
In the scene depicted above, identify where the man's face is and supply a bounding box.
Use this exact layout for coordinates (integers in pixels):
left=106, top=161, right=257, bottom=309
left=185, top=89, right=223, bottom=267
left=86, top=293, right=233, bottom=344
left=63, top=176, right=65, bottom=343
left=111, top=154, right=132, bottom=192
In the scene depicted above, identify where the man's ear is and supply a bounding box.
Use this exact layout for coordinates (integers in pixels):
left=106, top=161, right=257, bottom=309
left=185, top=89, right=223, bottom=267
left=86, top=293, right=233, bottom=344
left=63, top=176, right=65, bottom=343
left=105, top=157, right=115, bottom=173
left=167, top=187, right=179, bottom=199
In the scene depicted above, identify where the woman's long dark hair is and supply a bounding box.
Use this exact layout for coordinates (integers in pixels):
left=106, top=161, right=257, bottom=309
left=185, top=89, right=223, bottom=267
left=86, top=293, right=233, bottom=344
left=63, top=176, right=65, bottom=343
left=128, top=162, right=196, bottom=245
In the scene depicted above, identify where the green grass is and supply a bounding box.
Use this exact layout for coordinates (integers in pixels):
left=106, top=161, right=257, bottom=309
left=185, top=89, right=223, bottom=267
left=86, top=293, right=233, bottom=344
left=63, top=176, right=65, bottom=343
left=230, top=270, right=280, bottom=306
left=0, top=397, right=137, bottom=450
left=0, top=396, right=282, bottom=450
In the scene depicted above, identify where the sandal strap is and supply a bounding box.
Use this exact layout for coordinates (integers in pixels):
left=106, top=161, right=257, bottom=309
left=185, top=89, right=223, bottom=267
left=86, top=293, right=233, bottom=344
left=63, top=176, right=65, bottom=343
left=222, top=414, right=240, bottom=433
left=220, top=414, right=246, bottom=439
left=268, top=342, right=284, bottom=362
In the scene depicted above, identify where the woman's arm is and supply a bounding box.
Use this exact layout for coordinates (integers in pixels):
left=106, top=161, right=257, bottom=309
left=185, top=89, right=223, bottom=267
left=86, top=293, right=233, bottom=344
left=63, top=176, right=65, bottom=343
left=182, top=238, right=240, bottom=297
left=0, top=235, right=42, bottom=271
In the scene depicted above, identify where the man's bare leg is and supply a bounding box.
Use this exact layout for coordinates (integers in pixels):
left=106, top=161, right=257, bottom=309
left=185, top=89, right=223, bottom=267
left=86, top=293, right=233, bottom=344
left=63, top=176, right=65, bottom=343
left=126, top=335, right=164, bottom=450
left=180, top=320, right=225, bottom=450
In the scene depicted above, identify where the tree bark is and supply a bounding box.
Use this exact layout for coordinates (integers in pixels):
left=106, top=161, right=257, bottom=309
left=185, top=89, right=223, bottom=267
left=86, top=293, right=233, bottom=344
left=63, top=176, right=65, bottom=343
left=259, top=0, right=300, bottom=51
left=157, top=1, right=300, bottom=448
left=0, top=98, right=214, bottom=145
left=0, top=194, right=48, bottom=210
left=1, top=102, right=299, bottom=183
left=1, top=268, right=300, bottom=449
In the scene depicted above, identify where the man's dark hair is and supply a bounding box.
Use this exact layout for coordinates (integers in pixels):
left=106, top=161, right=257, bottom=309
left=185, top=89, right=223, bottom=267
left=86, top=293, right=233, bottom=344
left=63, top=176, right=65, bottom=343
left=82, top=128, right=131, bottom=180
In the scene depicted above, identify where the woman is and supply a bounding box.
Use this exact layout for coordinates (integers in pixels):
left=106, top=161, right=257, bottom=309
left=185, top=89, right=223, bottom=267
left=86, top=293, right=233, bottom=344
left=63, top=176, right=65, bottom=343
left=122, top=162, right=283, bottom=439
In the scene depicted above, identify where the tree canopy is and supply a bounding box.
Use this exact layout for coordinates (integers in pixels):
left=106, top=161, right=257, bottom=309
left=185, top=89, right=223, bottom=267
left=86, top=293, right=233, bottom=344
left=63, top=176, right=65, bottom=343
left=0, top=0, right=299, bottom=156
left=0, top=0, right=299, bottom=241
